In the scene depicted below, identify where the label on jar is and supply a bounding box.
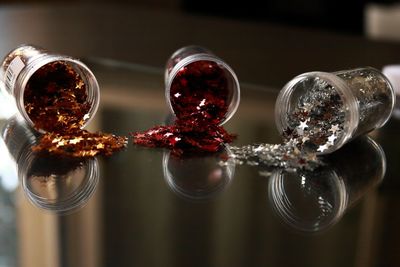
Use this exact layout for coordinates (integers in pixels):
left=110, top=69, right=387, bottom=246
left=5, top=56, right=25, bottom=93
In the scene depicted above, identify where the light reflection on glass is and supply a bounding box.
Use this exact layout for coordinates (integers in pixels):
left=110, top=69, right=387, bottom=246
left=0, top=80, right=17, bottom=120
left=1, top=116, right=99, bottom=214
left=163, top=145, right=235, bottom=201
left=268, top=136, right=386, bottom=232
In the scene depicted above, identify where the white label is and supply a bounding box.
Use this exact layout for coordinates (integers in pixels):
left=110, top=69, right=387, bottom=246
left=5, top=56, right=25, bottom=93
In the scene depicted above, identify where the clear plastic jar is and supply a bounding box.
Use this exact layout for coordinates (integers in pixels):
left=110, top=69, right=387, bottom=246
left=0, top=45, right=100, bottom=132
left=164, top=46, right=240, bottom=125
left=275, top=67, right=395, bottom=154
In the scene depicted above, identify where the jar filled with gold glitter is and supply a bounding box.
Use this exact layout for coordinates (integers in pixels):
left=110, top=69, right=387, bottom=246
left=275, top=67, right=395, bottom=154
left=0, top=45, right=100, bottom=133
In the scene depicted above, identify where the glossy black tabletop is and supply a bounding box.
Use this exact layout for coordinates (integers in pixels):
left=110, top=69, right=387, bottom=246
left=0, top=58, right=399, bottom=267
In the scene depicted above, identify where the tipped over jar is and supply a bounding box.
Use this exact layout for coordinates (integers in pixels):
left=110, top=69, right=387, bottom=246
left=0, top=45, right=100, bottom=133
left=164, top=46, right=240, bottom=125
left=275, top=67, right=395, bottom=154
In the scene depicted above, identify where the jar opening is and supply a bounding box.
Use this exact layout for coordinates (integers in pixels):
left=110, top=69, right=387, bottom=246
left=166, top=55, right=240, bottom=126
left=275, top=72, right=359, bottom=155
left=18, top=58, right=99, bottom=133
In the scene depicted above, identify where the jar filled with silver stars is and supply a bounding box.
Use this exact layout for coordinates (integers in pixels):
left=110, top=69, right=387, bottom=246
left=275, top=67, right=395, bottom=154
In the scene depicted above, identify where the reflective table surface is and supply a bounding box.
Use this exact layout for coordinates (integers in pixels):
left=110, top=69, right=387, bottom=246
left=0, top=59, right=400, bottom=267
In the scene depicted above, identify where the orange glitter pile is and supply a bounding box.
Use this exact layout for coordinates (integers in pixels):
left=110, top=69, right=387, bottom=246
left=32, top=130, right=127, bottom=158
left=25, top=61, right=127, bottom=157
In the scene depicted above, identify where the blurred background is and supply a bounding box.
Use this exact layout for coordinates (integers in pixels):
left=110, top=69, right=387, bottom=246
left=0, top=0, right=400, bottom=87
left=1, top=0, right=400, bottom=35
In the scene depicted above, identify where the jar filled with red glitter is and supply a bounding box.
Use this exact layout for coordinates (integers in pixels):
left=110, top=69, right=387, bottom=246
left=0, top=45, right=100, bottom=133
left=165, top=46, right=240, bottom=125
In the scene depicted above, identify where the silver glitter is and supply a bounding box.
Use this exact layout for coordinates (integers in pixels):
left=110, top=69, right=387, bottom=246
left=228, top=141, right=321, bottom=170
left=329, top=124, right=340, bottom=133
left=317, top=144, right=329, bottom=153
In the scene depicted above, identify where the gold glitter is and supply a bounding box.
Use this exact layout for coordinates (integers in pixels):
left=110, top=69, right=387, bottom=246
left=32, top=130, right=128, bottom=158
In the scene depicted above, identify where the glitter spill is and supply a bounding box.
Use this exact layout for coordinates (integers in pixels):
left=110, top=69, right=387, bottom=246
left=23, top=61, right=127, bottom=158
left=169, top=60, right=231, bottom=125
left=132, top=120, right=236, bottom=156
left=32, top=130, right=128, bottom=158
left=228, top=141, right=321, bottom=171
left=133, top=59, right=236, bottom=155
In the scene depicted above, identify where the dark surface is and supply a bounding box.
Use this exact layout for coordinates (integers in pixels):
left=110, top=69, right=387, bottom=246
left=0, top=4, right=400, bottom=267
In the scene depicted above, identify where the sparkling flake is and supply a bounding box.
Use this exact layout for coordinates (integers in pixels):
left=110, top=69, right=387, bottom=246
left=317, top=144, right=329, bottom=153
left=298, top=120, right=308, bottom=130
left=329, top=124, right=340, bottom=133
left=327, top=134, right=337, bottom=144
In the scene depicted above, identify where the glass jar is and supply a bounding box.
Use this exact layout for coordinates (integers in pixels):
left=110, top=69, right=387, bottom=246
left=275, top=67, right=395, bottom=154
left=164, top=46, right=240, bottom=125
left=0, top=45, right=100, bottom=132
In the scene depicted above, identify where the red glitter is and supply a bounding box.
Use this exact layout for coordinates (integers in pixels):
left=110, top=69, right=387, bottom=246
left=169, top=60, right=231, bottom=125
left=133, top=60, right=236, bottom=155
left=132, top=120, right=235, bottom=156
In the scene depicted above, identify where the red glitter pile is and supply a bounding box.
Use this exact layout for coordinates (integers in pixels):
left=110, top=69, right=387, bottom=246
left=132, top=60, right=236, bottom=155
left=132, top=119, right=235, bottom=155
left=25, top=62, right=127, bottom=158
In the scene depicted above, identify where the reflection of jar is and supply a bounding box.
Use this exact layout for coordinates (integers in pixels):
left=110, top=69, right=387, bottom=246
left=163, top=145, right=235, bottom=201
left=20, top=152, right=99, bottom=214
left=1, top=116, right=99, bottom=214
left=268, top=136, right=386, bottom=232
left=275, top=67, right=395, bottom=154
left=0, top=45, right=100, bottom=132
left=164, top=46, right=240, bottom=125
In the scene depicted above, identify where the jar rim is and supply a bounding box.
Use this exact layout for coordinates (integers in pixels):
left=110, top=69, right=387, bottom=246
left=275, top=71, right=360, bottom=154
left=15, top=55, right=100, bottom=133
left=165, top=54, right=240, bottom=126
